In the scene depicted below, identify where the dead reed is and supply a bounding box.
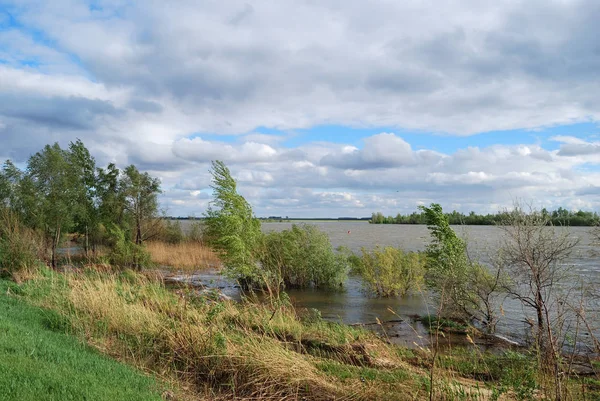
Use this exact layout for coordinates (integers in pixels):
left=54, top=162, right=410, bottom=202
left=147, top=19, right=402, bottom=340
left=146, top=241, right=220, bottom=271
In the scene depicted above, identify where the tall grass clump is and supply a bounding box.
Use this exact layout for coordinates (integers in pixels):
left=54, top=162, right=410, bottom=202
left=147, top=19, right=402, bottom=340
left=0, top=208, right=44, bottom=276
left=259, top=224, right=348, bottom=289
left=350, top=246, right=425, bottom=297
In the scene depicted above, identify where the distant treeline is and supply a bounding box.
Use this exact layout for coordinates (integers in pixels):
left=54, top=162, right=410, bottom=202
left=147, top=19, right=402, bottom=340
left=167, top=216, right=373, bottom=222
left=370, top=208, right=600, bottom=226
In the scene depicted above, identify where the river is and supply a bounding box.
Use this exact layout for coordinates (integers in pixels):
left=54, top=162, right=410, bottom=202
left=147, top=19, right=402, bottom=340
left=175, top=221, right=600, bottom=348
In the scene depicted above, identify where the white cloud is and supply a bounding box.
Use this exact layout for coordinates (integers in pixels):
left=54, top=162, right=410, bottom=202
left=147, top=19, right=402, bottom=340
left=2, top=1, right=600, bottom=216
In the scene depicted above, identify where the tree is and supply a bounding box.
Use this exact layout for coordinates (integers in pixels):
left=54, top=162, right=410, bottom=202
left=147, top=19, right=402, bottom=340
left=419, top=203, right=503, bottom=331
left=420, top=204, right=477, bottom=319
left=120, top=165, right=161, bottom=245
left=0, top=161, right=23, bottom=210
left=97, top=163, right=125, bottom=232
left=204, top=160, right=262, bottom=286
left=25, top=143, right=76, bottom=268
left=498, top=206, right=579, bottom=397
left=67, top=139, right=99, bottom=254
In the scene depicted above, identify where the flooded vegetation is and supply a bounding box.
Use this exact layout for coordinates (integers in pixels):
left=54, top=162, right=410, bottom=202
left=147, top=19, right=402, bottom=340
left=2, top=142, right=600, bottom=400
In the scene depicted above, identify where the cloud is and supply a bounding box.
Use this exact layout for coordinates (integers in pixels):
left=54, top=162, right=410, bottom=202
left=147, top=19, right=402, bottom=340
left=2, top=1, right=600, bottom=216
left=320, top=133, right=418, bottom=169
left=3, top=0, right=600, bottom=138
left=551, top=135, right=600, bottom=156
left=172, top=137, right=280, bottom=164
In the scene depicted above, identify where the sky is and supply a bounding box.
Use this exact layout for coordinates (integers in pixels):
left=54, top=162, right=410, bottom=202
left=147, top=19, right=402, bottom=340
left=1, top=0, right=600, bottom=218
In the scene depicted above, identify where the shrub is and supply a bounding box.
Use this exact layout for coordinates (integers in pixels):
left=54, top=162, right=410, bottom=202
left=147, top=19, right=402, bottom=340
left=0, top=208, right=43, bottom=276
left=259, top=224, right=348, bottom=289
left=187, top=220, right=204, bottom=242
left=351, top=246, right=425, bottom=297
left=162, top=220, right=185, bottom=244
left=107, top=225, right=151, bottom=270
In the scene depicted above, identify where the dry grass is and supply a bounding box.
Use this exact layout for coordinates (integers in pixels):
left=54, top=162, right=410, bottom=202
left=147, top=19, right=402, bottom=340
left=16, top=268, right=429, bottom=400
left=14, top=267, right=575, bottom=400
left=146, top=241, right=220, bottom=271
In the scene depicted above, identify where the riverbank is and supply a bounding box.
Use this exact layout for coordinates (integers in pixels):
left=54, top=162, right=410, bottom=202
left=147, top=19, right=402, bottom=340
left=0, top=279, right=165, bottom=401
left=5, top=266, right=599, bottom=400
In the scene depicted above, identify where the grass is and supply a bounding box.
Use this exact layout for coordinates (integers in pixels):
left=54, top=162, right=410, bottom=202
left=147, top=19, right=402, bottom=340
left=0, top=280, right=164, bottom=401
left=6, top=266, right=599, bottom=400
left=10, top=267, right=427, bottom=400
left=146, top=241, right=220, bottom=270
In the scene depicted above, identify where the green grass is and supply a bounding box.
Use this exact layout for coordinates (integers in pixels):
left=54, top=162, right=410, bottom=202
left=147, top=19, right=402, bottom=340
left=0, top=280, right=164, bottom=401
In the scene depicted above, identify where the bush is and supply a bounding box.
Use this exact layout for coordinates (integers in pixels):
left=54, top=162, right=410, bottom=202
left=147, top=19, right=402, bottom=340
left=259, top=224, right=348, bottom=289
left=162, top=220, right=185, bottom=244
left=187, top=220, right=204, bottom=243
left=351, top=246, right=425, bottom=297
left=107, top=225, right=151, bottom=270
left=0, top=208, right=43, bottom=276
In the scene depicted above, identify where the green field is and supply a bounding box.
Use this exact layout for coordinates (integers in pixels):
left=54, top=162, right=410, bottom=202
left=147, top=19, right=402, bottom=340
left=0, top=280, right=164, bottom=401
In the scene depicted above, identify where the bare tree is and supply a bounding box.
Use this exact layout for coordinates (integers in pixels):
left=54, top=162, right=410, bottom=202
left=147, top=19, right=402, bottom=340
left=498, top=205, right=579, bottom=400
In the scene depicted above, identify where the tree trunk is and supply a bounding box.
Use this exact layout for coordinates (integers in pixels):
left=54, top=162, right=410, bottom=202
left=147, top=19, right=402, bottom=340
left=51, top=226, right=61, bottom=269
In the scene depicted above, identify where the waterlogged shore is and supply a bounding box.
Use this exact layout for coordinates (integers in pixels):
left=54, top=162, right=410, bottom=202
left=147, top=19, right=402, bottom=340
left=162, top=269, right=524, bottom=350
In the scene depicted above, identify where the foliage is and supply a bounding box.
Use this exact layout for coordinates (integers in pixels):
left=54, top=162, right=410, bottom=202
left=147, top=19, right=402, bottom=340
left=203, top=160, right=262, bottom=286
left=350, top=246, right=425, bottom=297
left=0, top=141, right=162, bottom=268
left=259, top=224, right=348, bottom=289
left=419, top=204, right=503, bottom=332
left=187, top=220, right=204, bottom=242
left=160, top=219, right=185, bottom=244
left=420, top=203, right=478, bottom=320
left=0, top=208, right=43, bottom=276
left=370, top=207, right=600, bottom=226
left=107, top=225, right=151, bottom=270
left=25, top=143, right=79, bottom=267
left=120, top=165, right=162, bottom=245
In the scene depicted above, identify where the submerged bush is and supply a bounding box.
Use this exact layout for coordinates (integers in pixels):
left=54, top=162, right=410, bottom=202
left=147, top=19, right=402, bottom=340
left=0, top=208, right=43, bottom=275
left=351, top=246, right=425, bottom=297
left=260, top=224, right=348, bottom=289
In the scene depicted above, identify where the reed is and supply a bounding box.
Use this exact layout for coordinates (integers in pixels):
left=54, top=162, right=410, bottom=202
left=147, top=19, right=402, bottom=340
left=146, top=241, right=220, bottom=271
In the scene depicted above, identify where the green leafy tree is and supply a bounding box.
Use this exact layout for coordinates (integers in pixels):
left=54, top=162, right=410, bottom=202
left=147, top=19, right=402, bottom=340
left=204, top=160, right=262, bottom=286
left=96, top=163, right=125, bottom=235
left=25, top=143, right=76, bottom=268
left=67, top=139, right=99, bottom=254
left=420, top=204, right=482, bottom=321
left=120, top=165, right=161, bottom=245
left=0, top=161, right=23, bottom=211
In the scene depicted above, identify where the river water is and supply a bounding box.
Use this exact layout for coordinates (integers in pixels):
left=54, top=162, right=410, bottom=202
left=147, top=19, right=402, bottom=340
left=176, top=221, right=600, bottom=347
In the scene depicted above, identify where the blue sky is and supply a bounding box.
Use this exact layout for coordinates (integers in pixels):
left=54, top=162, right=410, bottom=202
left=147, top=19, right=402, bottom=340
left=2, top=1, right=600, bottom=217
